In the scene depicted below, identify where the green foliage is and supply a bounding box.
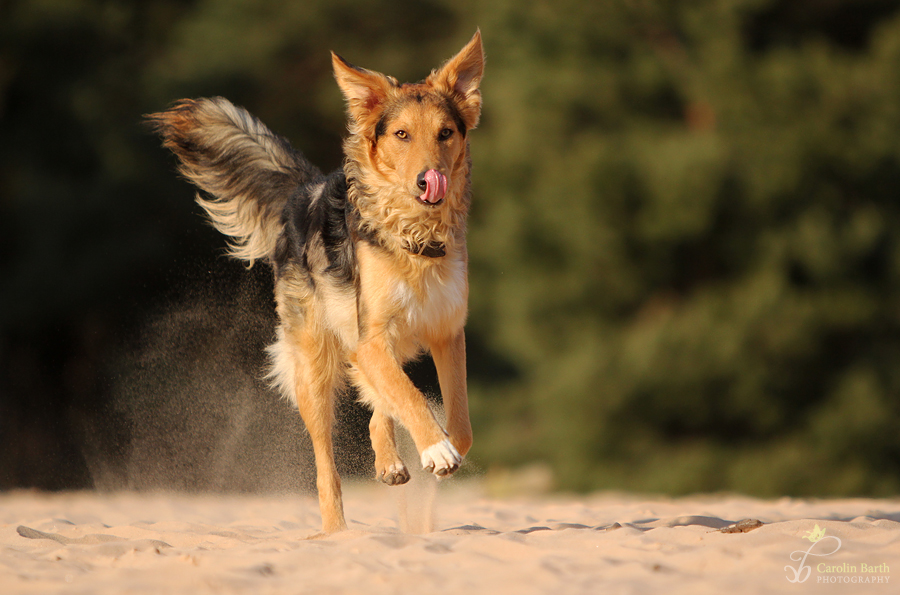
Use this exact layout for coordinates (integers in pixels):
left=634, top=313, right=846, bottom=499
left=3, top=0, right=900, bottom=496
left=466, top=0, right=900, bottom=496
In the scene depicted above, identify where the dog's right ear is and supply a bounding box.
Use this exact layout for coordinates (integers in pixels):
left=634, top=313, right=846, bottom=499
left=332, top=53, right=393, bottom=126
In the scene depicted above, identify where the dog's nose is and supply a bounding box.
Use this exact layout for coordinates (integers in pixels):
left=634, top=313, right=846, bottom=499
left=416, top=171, right=428, bottom=191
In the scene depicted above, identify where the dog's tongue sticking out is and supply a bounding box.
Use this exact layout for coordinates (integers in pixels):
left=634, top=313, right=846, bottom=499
left=420, top=169, right=448, bottom=204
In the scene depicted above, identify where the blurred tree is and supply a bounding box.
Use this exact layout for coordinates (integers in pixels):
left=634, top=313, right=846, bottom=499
left=466, top=0, right=900, bottom=496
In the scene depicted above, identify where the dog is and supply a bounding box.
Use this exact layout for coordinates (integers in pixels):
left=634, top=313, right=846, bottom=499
left=147, top=31, right=483, bottom=533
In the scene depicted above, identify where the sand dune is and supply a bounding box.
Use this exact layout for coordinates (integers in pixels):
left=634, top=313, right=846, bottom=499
left=2, top=480, right=898, bottom=594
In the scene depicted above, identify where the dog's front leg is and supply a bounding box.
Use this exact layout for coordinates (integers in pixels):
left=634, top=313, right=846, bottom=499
left=355, top=337, right=462, bottom=476
left=368, top=407, right=411, bottom=485
left=430, top=330, right=472, bottom=458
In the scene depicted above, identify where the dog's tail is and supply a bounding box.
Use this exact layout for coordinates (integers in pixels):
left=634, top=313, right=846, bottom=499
left=147, top=97, right=320, bottom=265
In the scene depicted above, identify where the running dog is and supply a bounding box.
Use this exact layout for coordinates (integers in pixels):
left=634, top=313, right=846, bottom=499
left=148, top=32, right=483, bottom=533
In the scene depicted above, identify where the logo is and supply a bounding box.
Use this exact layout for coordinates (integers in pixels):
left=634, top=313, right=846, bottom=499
left=785, top=524, right=890, bottom=585
left=786, top=524, right=843, bottom=583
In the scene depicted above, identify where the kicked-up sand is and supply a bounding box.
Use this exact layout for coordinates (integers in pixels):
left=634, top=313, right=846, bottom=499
left=1, top=479, right=898, bottom=594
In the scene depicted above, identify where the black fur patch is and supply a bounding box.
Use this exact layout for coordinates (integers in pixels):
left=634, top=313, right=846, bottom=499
left=440, top=95, right=467, bottom=138
left=374, top=116, right=387, bottom=141
left=408, top=241, right=446, bottom=258
left=320, top=174, right=356, bottom=282
left=277, top=170, right=356, bottom=287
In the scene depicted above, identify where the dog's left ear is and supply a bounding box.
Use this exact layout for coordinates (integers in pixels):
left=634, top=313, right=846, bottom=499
left=426, top=30, right=485, bottom=131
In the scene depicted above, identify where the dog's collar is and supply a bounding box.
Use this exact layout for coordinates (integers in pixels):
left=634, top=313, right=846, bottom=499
left=405, top=241, right=446, bottom=258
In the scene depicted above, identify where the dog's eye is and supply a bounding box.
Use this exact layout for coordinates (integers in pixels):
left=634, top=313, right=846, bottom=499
left=438, top=128, right=454, bottom=140
left=394, top=130, right=409, bottom=140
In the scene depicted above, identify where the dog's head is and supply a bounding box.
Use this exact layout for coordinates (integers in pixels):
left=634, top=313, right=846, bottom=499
left=333, top=31, right=483, bottom=223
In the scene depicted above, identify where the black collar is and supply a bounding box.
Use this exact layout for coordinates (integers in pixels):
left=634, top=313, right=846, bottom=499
left=406, top=241, right=446, bottom=258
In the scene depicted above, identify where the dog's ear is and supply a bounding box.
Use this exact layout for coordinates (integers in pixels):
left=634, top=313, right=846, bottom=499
left=332, top=52, right=394, bottom=125
left=426, top=30, right=485, bottom=131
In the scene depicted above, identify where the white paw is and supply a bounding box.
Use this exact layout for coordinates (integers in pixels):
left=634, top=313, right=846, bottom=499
left=420, top=439, right=462, bottom=476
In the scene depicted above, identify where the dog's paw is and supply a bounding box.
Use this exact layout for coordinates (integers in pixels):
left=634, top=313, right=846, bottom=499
left=378, top=462, right=411, bottom=486
left=420, top=439, right=462, bottom=477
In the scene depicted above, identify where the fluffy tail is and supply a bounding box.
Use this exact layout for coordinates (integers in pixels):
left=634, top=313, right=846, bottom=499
left=147, top=97, right=320, bottom=265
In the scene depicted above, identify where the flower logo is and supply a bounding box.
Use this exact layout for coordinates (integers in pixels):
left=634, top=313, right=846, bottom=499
left=803, top=524, right=826, bottom=542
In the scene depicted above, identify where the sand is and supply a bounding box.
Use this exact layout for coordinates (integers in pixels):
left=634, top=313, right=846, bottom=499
left=2, top=480, right=898, bottom=595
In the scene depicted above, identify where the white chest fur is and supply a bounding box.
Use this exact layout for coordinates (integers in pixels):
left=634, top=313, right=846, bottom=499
left=392, top=256, right=468, bottom=338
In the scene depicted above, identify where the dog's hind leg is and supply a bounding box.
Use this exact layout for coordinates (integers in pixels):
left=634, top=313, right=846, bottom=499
left=272, top=325, right=347, bottom=533
left=297, top=381, right=346, bottom=533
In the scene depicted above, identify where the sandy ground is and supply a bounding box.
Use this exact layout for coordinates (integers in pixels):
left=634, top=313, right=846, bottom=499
left=1, top=479, right=898, bottom=595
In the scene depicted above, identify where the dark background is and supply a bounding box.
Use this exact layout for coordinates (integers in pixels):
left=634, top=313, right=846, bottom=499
left=3, top=0, right=900, bottom=497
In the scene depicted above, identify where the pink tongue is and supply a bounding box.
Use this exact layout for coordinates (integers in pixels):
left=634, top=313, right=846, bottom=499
left=420, top=169, right=447, bottom=203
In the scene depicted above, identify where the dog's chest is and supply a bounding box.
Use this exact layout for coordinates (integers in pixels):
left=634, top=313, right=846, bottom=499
left=391, top=259, right=467, bottom=335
